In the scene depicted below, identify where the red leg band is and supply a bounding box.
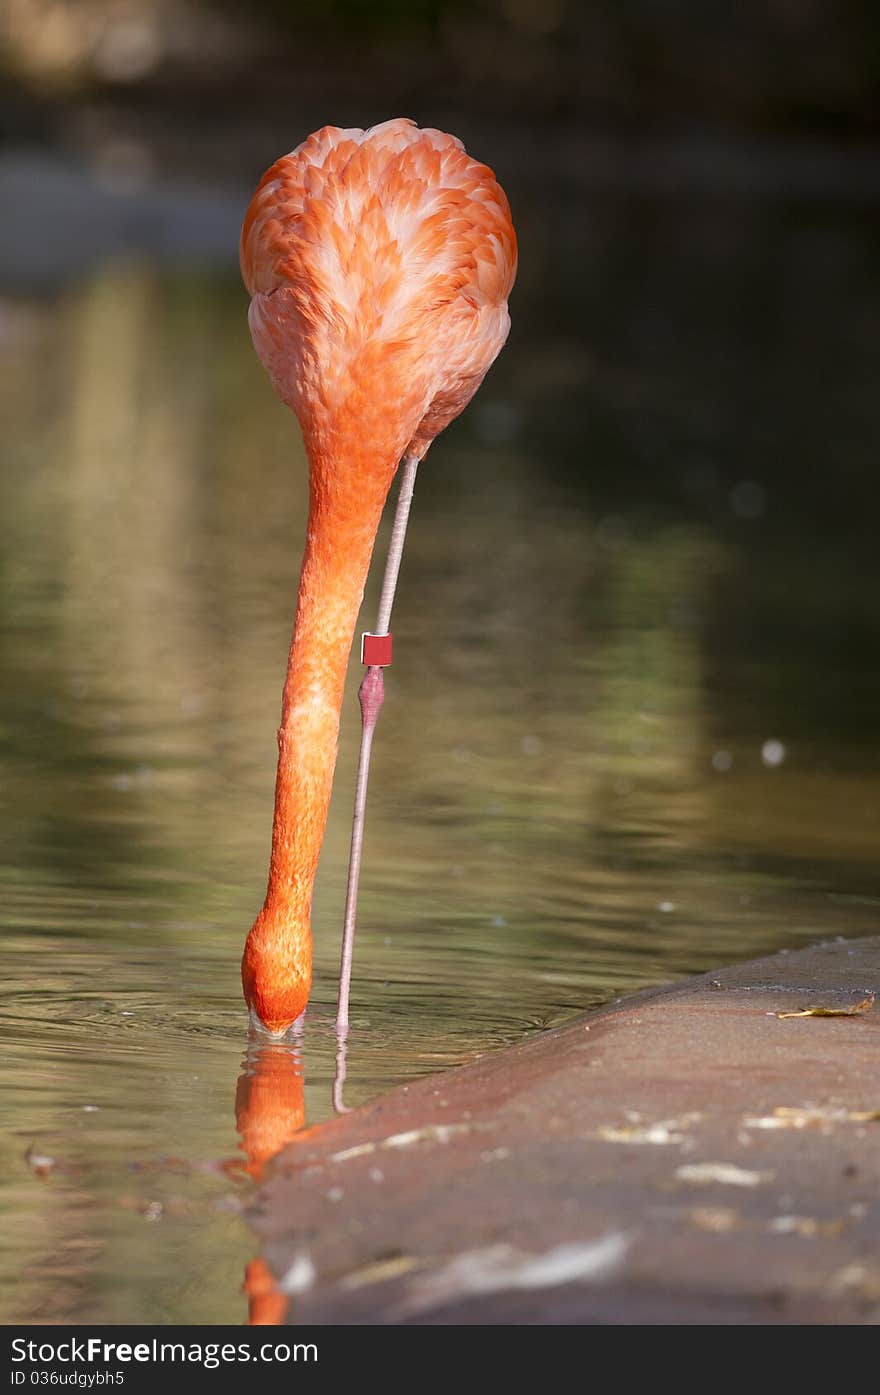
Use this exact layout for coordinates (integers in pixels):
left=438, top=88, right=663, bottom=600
left=361, top=632, right=393, bottom=666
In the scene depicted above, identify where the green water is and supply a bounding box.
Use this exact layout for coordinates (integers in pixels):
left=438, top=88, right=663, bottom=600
left=1, top=187, right=878, bottom=1322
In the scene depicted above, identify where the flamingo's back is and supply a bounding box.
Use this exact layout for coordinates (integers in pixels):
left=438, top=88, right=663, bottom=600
left=240, top=118, right=517, bottom=462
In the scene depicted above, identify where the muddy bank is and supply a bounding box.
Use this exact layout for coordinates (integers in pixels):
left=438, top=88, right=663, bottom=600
left=252, top=937, right=879, bottom=1323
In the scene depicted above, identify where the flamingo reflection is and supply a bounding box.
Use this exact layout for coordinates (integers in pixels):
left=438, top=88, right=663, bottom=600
left=235, top=1037, right=310, bottom=1325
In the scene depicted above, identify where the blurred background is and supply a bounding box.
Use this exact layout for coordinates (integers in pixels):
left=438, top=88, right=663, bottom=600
left=1, top=0, right=879, bottom=1324
left=3, top=1, right=880, bottom=149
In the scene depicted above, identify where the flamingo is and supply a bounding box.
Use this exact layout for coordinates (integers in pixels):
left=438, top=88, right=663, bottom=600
left=239, top=118, right=517, bottom=1039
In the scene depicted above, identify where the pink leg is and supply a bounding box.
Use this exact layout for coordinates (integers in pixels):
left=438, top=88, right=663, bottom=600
left=335, top=454, right=419, bottom=1048
left=335, top=664, right=384, bottom=1037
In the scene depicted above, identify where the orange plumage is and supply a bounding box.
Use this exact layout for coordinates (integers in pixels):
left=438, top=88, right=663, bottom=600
left=240, top=118, right=517, bottom=1034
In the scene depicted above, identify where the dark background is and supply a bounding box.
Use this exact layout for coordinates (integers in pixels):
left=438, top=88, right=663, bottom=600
left=4, top=2, right=879, bottom=164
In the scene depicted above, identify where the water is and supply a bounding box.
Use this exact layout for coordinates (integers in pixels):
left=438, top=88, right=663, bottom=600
left=1, top=176, right=878, bottom=1322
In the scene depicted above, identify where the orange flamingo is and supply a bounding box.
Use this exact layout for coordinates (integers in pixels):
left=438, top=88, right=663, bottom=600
left=240, top=118, right=517, bottom=1038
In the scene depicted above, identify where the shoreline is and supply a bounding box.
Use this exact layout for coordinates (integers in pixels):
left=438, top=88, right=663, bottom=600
left=251, top=934, right=880, bottom=1324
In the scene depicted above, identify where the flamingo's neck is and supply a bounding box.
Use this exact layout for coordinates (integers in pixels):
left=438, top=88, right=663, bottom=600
left=242, top=435, right=401, bottom=1034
